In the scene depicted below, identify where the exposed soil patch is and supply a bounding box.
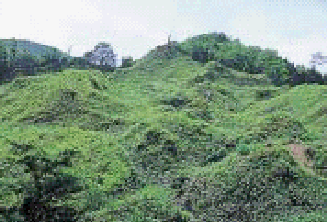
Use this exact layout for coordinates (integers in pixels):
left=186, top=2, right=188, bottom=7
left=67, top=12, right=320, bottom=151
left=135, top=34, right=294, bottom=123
left=287, top=144, right=313, bottom=168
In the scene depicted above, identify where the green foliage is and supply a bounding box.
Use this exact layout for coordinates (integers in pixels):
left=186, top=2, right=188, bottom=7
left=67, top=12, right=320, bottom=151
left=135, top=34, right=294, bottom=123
left=0, top=141, right=87, bottom=221
left=178, top=33, right=294, bottom=86
left=0, top=43, right=8, bottom=65
left=179, top=32, right=230, bottom=56
left=176, top=147, right=326, bottom=222
left=0, top=43, right=9, bottom=82
left=290, top=65, right=326, bottom=87
left=274, top=211, right=327, bottom=222
left=0, top=39, right=73, bottom=82
left=191, top=45, right=211, bottom=64
left=121, top=56, right=135, bottom=68
left=69, top=56, right=90, bottom=69
left=236, top=144, right=258, bottom=155
left=236, top=110, right=307, bottom=145
left=1, top=33, right=327, bottom=222
left=99, top=185, right=183, bottom=222
left=159, top=92, right=191, bottom=111
left=255, top=89, right=274, bottom=100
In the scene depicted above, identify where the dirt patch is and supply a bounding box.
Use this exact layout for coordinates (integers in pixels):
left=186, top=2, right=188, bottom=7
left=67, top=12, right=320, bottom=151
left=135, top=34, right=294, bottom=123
left=287, top=144, right=313, bottom=168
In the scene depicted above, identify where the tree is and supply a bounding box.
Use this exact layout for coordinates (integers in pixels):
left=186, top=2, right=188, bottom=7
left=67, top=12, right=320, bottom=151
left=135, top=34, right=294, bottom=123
left=84, top=42, right=117, bottom=72
left=38, top=47, right=69, bottom=73
left=0, top=43, right=10, bottom=83
left=121, top=56, right=134, bottom=68
left=9, top=38, right=17, bottom=68
left=192, top=46, right=209, bottom=64
left=71, top=56, right=90, bottom=70
left=268, top=65, right=285, bottom=86
left=0, top=43, right=8, bottom=72
left=3, top=37, right=19, bottom=80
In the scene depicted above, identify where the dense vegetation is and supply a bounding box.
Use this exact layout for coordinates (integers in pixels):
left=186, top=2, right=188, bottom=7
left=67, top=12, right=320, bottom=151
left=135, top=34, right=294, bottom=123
left=0, top=32, right=327, bottom=222
left=0, top=38, right=71, bottom=79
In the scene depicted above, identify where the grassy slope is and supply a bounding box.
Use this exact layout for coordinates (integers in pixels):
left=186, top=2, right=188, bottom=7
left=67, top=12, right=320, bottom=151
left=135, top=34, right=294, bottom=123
left=0, top=41, right=327, bottom=221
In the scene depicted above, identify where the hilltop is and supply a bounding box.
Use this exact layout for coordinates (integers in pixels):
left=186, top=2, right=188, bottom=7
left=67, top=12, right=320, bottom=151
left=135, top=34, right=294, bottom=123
left=0, top=32, right=326, bottom=222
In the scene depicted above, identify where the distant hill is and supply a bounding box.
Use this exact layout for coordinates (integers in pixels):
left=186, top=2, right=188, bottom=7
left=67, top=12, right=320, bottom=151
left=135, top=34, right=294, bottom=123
left=0, top=38, right=78, bottom=83
left=0, top=38, right=71, bottom=61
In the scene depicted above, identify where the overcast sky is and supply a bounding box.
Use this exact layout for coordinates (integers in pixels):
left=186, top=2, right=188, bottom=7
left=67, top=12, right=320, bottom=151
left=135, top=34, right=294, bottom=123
left=1, top=0, right=327, bottom=74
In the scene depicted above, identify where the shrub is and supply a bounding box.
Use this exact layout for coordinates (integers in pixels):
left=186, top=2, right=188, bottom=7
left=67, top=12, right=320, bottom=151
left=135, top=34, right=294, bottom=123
left=236, top=144, right=252, bottom=155
left=0, top=141, right=88, bottom=222
left=191, top=46, right=210, bottom=64
left=121, top=56, right=134, bottom=68
left=256, top=89, right=273, bottom=100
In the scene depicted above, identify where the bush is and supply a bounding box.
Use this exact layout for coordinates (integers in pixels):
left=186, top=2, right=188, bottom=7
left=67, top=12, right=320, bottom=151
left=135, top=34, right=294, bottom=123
left=256, top=89, right=273, bottom=100
left=0, top=141, right=88, bottom=222
left=121, top=56, right=134, bottom=68
left=191, top=46, right=210, bottom=64
left=236, top=144, right=252, bottom=155
left=268, top=66, right=286, bottom=87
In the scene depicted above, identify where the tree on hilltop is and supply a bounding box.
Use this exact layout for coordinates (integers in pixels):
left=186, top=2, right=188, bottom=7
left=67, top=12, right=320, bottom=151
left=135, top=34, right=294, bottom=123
left=121, top=56, right=134, bottom=68
left=0, top=43, right=10, bottom=83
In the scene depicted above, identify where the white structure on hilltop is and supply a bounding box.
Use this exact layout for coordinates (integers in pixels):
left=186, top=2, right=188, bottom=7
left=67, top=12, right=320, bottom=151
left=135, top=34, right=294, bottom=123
left=84, top=42, right=117, bottom=69
left=310, top=52, right=327, bottom=76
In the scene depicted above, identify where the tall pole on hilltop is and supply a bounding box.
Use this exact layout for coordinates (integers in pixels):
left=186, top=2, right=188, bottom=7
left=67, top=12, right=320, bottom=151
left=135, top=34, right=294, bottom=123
left=168, top=34, right=172, bottom=58
left=68, top=45, right=72, bottom=56
left=67, top=45, right=72, bottom=67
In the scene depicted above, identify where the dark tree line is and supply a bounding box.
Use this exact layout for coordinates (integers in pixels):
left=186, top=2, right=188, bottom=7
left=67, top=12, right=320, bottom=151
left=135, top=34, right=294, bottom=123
left=287, top=62, right=327, bottom=87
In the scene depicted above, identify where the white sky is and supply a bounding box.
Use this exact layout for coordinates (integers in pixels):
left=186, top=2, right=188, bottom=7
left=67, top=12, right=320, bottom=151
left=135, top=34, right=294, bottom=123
left=1, top=0, right=327, bottom=74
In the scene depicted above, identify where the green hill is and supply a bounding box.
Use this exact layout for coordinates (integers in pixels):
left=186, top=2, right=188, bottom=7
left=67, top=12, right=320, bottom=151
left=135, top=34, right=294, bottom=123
left=0, top=33, right=326, bottom=222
